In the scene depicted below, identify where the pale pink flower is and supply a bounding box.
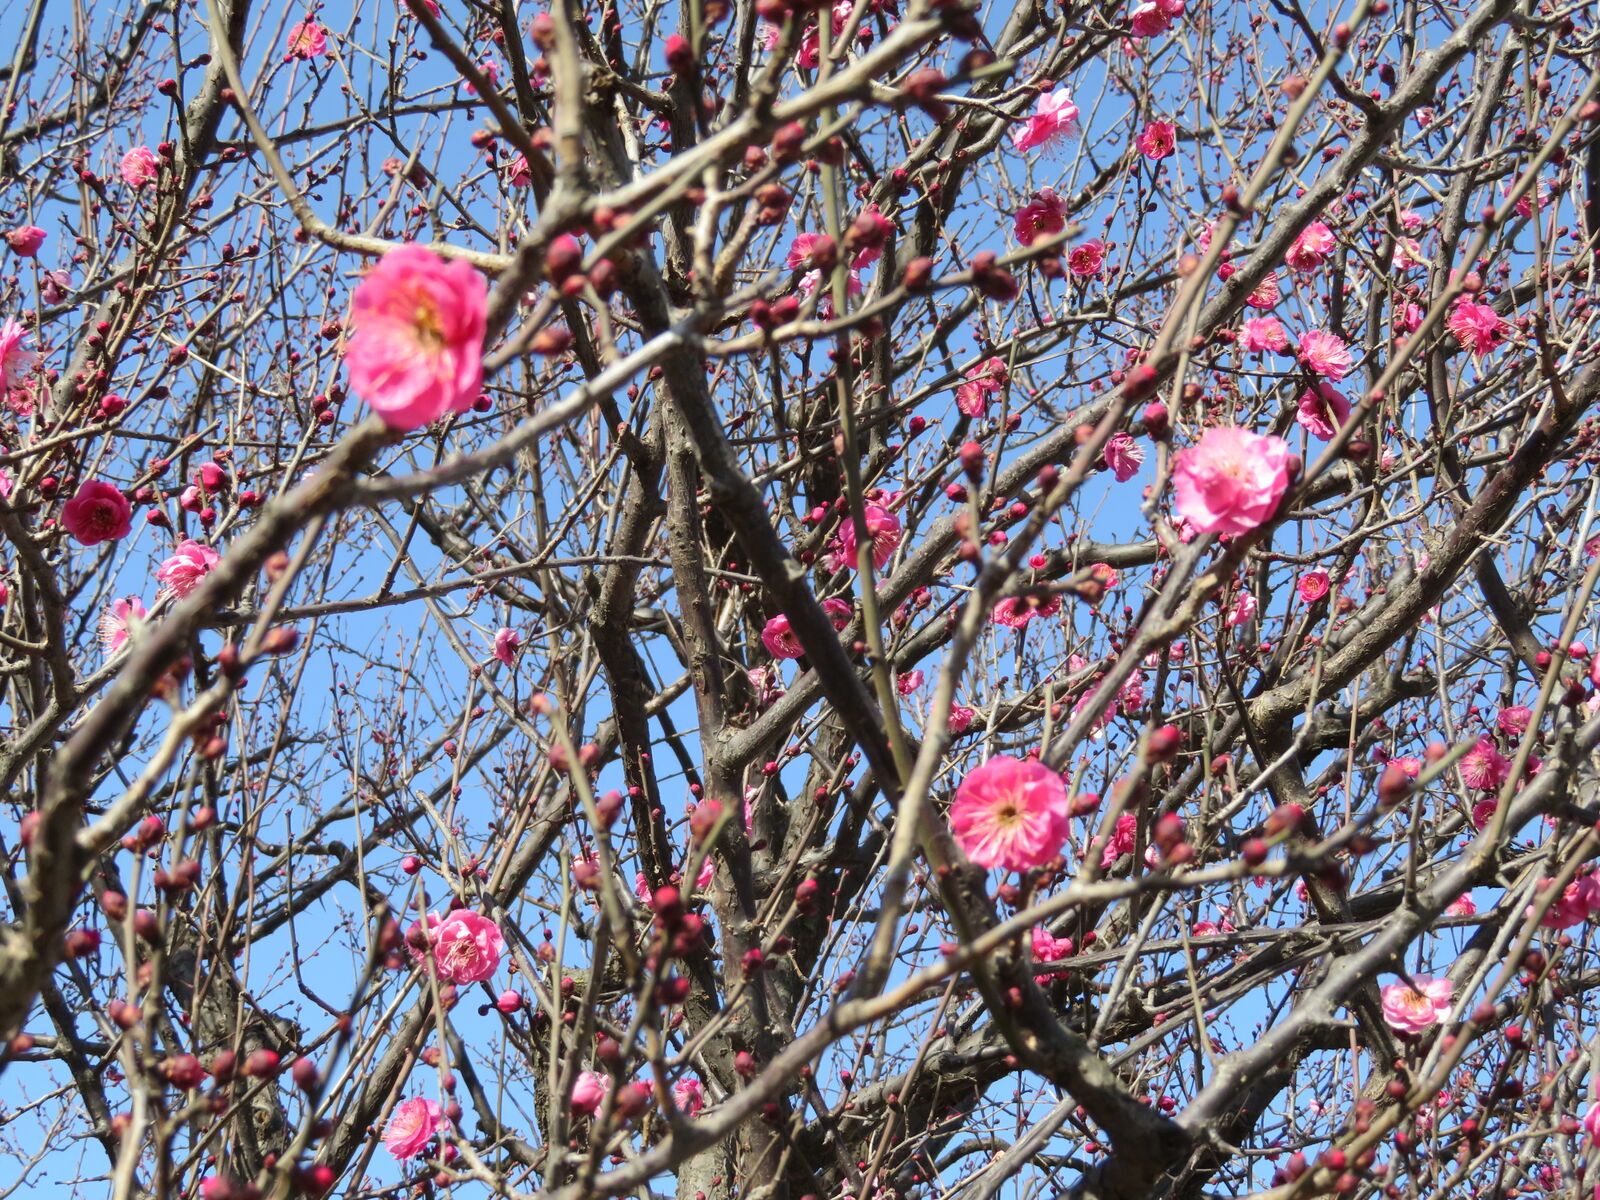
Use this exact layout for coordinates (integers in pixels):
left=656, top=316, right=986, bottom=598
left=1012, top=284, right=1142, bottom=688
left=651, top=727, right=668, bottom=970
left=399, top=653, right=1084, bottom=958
left=825, top=503, right=901, bottom=573
left=1392, top=237, right=1425, bottom=271
left=121, top=146, right=160, bottom=188
left=0, top=319, right=39, bottom=388
left=822, top=597, right=852, bottom=631
left=673, top=1076, right=705, bottom=1116
left=348, top=244, right=487, bottom=430
left=428, top=910, right=504, bottom=983
left=1171, top=427, right=1293, bottom=535
left=785, top=232, right=832, bottom=270
left=1225, top=590, right=1257, bottom=627
left=798, top=267, right=862, bottom=317
left=746, top=665, right=784, bottom=708
left=760, top=614, right=804, bottom=659
left=1380, top=977, right=1451, bottom=1036
left=956, top=357, right=1007, bottom=416
left=1496, top=706, right=1532, bottom=735
left=1013, top=189, right=1067, bottom=247
left=1246, top=271, right=1280, bottom=309
left=1031, top=926, right=1074, bottom=983
left=1135, top=121, right=1175, bottom=159
left=1284, top=222, right=1335, bottom=272
left=1531, top=876, right=1600, bottom=929
left=6, top=226, right=45, bottom=257
left=1296, top=571, right=1330, bottom=603
left=1459, top=737, right=1510, bottom=791
left=1239, top=316, right=1288, bottom=354
left=284, top=20, right=328, bottom=60
left=385, top=1097, right=446, bottom=1159
left=1387, top=757, right=1421, bottom=778
left=991, top=593, right=1061, bottom=628
left=492, top=627, right=521, bottom=666
left=156, top=540, right=221, bottom=598
left=62, top=481, right=132, bottom=546
left=1398, top=209, right=1424, bottom=232
left=896, top=670, right=924, bottom=696
left=571, top=1070, right=610, bottom=1118
left=948, top=704, right=975, bottom=734
left=1297, top=329, right=1354, bottom=381
left=1296, top=382, right=1351, bottom=440
left=1096, top=811, right=1138, bottom=868
left=948, top=756, right=1071, bottom=872
left=1011, top=89, right=1079, bottom=153
left=1103, top=433, right=1144, bottom=481
left=100, top=596, right=147, bottom=655
left=1068, top=239, right=1105, bottom=277
left=1446, top=297, right=1506, bottom=357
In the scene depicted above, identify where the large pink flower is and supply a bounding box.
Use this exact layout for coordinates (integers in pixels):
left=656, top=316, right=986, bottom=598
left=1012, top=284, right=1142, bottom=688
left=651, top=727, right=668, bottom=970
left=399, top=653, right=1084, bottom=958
left=285, top=19, right=328, bottom=59
left=62, top=481, right=132, bottom=546
left=1031, top=926, right=1075, bottom=983
left=100, top=596, right=147, bottom=655
left=1446, top=297, right=1506, bottom=357
left=1135, top=121, right=1175, bottom=159
left=826, top=503, right=901, bottom=573
left=948, top=756, right=1071, bottom=872
left=1068, top=239, right=1105, bottom=277
left=347, top=245, right=487, bottom=430
left=1459, top=737, right=1510, bottom=791
left=156, top=540, right=221, bottom=598
left=1284, top=221, right=1335, bottom=272
left=121, top=146, right=160, bottom=188
left=1012, top=89, right=1078, bottom=153
left=1171, top=427, right=1292, bottom=535
left=1238, top=316, right=1287, bottom=354
left=761, top=614, right=804, bottom=659
left=1297, top=329, right=1354, bottom=381
left=1380, top=977, right=1452, bottom=1037
left=384, top=1097, right=445, bottom=1159
left=1296, top=383, right=1351, bottom=441
left=0, top=319, right=39, bottom=389
left=1103, top=432, right=1144, bottom=481
left=430, top=910, right=504, bottom=983
left=1014, top=189, right=1067, bottom=247
left=956, top=357, right=1007, bottom=416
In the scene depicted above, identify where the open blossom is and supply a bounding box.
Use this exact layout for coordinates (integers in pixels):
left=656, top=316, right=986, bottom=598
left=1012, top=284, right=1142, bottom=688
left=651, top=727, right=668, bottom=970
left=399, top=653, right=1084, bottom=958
left=761, top=614, right=804, bottom=659
left=1459, top=737, right=1511, bottom=791
left=492, top=627, right=521, bottom=666
left=1096, top=811, right=1138, bottom=868
left=1013, top=189, right=1067, bottom=247
left=949, top=756, right=1071, bottom=872
left=1068, top=239, right=1105, bottom=276
left=822, top=597, right=852, bottom=631
left=1031, top=926, right=1074, bottom=983
left=1446, top=297, right=1507, bottom=357
left=825, top=503, right=901, bottom=573
left=100, top=596, right=147, bottom=655
left=1011, top=89, right=1078, bottom=153
left=1103, top=433, right=1144, bottom=481
left=1445, top=893, right=1477, bottom=917
left=384, top=1097, right=445, bottom=1159
left=1296, top=571, right=1330, bottom=603
left=1496, top=705, right=1532, bottom=735
left=1130, top=0, right=1184, bottom=37
left=1284, top=221, right=1335, bottom=271
left=1392, top=237, right=1425, bottom=270
left=1135, top=120, right=1175, bottom=159
left=785, top=232, right=834, bottom=270
left=1381, top=976, right=1452, bottom=1036
left=1225, top=589, right=1257, bottom=627
left=348, top=244, right=487, bottom=430
left=991, top=592, right=1061, bottom=628
left=284, top=19, right=328, bottom=59
left=571, top=1070, right=610, bottom=1118
left=948, top=704, right=975, bottom=734
left=1297, top=329, right=1354, bottom=381
left=411, top=910, right=504, bottom=982
left=673, top=1076, right=705, bottom=1116
left=0, top=320, right=38, bottom=392
left=1296, top=382, right=1351, bottom=440
left=506, top=154, right=532, bottom=188
left=1246, top=271, right=1280, bottom=309
left=1172, top=427, right=1293, bottom=535
left=896, top=670, right=924, bottom=696
left=1238, top=316, right=1287, bottom=354
left=121, top=146, right=160, bottom=188
left=1531, top=876, right=1600, bottom=929
left=156, top=540, right=221, bottom=598
left=62, top=481, right=133, bottom=546
left=6, top=226, right=45, bottom=257
left=956, top=357, right=1008, bottom=416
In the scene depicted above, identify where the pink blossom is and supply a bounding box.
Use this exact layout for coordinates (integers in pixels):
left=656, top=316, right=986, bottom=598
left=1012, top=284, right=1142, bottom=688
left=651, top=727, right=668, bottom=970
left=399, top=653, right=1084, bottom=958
left=1296, top=382, right=1351, bottom=440
left=571, top=1070, right=610, bottom=1118
left=1496, top=706, right=1532, bottom=736
left=1103, top=433, right=1144, bottom=481
left=100, top=596, right=147, bottom=655
left=695, top=857, right=714, bottom=889
left=1398, top=209, right=1424, bottom=232
left=1031, top=926, right=1074, bottom=983
left=991, top=593, right=1061, bottom=628
left=1392, top=237, right=1425, bottom=271
left=463, top=60, right=501, bottom=95
left=493, top=627, right=521, bottom=666
left=1171, top=427, right=1293, bottom=535
left=1297, top=329, right=1354, bottom=381
left=1445, top=894, right=1476, bottom=917
left=506, top=155, right=532, bottom=188
left=1380, top=977, right=1452, bottom=1036
left=896, top=670, right=924, bottom=696
left=1238, top=316, right=1287, bottom=354
left=1396, top=301, right=1424, bottom=334
left=956, top=357, right=1008, bottom=416
left=428, top=911, right=504, bottom=983
left=384, top=1097, right=445, bottom=1159
left=673, top=1076, right=705, bottom=1116
left=761, top=614, right=805, bottom=659
left=1246, top=272, right=1280, bottom=309
left=1225, top=590, right=1257, bottom=627
left=1284, top=222, right=1335, bottom=272
left=948, top=704, right=975, bottom=734
left=6, top=226, right=45, bottom=257
left=156, top=540, right=221, bottom=597
left=1584, top=1102, right=1600, bottom=1142
left=1068, top=239, right=1105, bottom=277
left=348, top=244, right=487, bottom=430
left=1096, top=811, right=1138, bottom=868
left=1011, top=89, right=1079, bottom=153
left=1296, top=571, right=1330, bottom=603
left=1446, top=297, right=1506, bottom=357
left=1191, top=920, right=1219, bottom=938
left=284, top=20, right=328, bottom=60
left=785, top=232, right=832, bottom=270
left=1129, top=0, right=1173, bottom=37
left=0, top=319, right=38, bottom=389
left=1135, top=121, right=1175, bottom=159
left=62, top=481, right=132, bottom=546
left=1459, top=737, right=1510, bottom=791
left=822, top=597, right=852, bottom=630
left=1530, top=876, right=1600, bottom=929
left=121, top=147, right=160, bottom=188
left=1387, top=757, right=1421, bottom=778
left=1470, top=797, right=1499, bottom=830
left=1013, top=189, right=1067, bottom=247
left=948, top=756, right=1071, bottom=872
left=825, top=503, right=901, bottom=573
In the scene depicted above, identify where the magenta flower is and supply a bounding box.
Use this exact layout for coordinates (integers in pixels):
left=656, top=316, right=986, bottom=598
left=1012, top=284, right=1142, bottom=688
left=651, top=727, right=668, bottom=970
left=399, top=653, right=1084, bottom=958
left=156, top=540, right=221, bottom=598
left=673, top=1076, right=705, bottom=1116
left=1171, top=427, right=1293, bottom=535
left=1297, top=329, right=1354, bottom=381
left=822, top=597, right=852, bottom=631
left=1246, top=272, right=1281, bottom=309
left=120, top=146, right=160, bottom=188
left=785, top=232, right=832, bottom=270
left=1225, top=590, right=1257, bottom=627
left=100, top=596, right=147, bottom=655
left=1011, top=89, right=1078, bottom=153
left=284, top=20, right=328, bottom=60
left=347, top=244, right=487, bottom=430
left=1129, top=0, right=1182, bottom=37
left=6, top=226, right=45, bottom=257
left=1013, top=189, right=1067, bottom=247
left=1380, top=977, right=1452, bottom=1036
left=492, top=627, right=521, bottom=666
left=761, top=614, right=804, bottom=659
left=1530, top=876, right=1600, bottom=929
left=1496, top=705, right=1532, bottom=735
left=1068, top=239, right=1105, bottom=277
left=1284, top=221, right=1335, bottom=272
left=1445, top=894, right=1476, bottom=917
left=949, top=756, right=1071, bottom=872
left=1031, top=926, right=1074, bottom=983
left=1135, top=120, right=1175, bottom=159
left=506, top=155, right=532, bottom=188
left=62, top=481, right=132, bottom=546
left=1096, top=811, right=1138, bottom=868
left=896, top=670, right=924, bottom=696
left=0, top=319, right=39, bottom=390
left=1459, top=737, right=1510, bottom=791
left=1103, top=432, right=1144, bottom=482
left=956, top=357, right=1007, bottom=416
left=384, top=1097, right=445, bottom=1159
left=1296, top=382, right=1351, bottom=441
left=825, top=503, right=901, bottom=573
left=991, top=593, right=1061, bottom=628
left=1446, top=297, right=1506, bottom=357
left=948, top=704, right=975, bottom=734
left=1584, top=1101, right=1600, bottom=1142
left=1238, top=316, right=1287, bottom=354
left=1296, top=571, right=1330, bottom=603
left=430, top=911, right=504, bottom=983
left=571, top=1070, right=610, bottom=1118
